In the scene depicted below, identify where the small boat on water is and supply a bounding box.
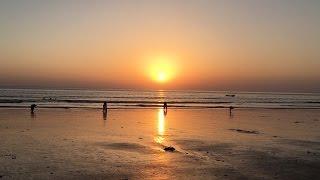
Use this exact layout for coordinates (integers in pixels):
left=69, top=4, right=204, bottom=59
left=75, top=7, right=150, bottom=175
left=226, top=94, right=236, bottom=97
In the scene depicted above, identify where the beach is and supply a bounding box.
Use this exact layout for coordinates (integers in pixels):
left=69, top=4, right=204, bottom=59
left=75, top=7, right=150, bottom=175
left=1, top=0, right=320, bottom=179
left=0, top=108, right=319, bottom=179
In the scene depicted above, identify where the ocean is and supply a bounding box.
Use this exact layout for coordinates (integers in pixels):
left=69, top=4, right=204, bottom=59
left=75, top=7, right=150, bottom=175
left=0, top=88, right=319, bottom=109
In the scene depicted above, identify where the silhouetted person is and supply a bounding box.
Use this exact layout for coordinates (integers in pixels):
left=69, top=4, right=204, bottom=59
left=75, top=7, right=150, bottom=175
left=163, top=102, right=168, bottom=114
left=164, top=102, right=168, bottom=110
left=229, top=106, right=234, bottom=117
left=103, top=101, right=107, bottom=113
left=30, top=104, right=37, bottom=113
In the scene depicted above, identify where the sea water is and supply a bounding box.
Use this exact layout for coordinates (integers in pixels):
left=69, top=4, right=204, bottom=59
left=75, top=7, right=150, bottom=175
left=0, top=88, right=319, bottom=109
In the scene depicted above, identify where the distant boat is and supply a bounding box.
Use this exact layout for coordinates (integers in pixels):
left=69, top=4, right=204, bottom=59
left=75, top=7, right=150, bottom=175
left=226, top=94, right=236, bottom=97
left=42, top=97, right=56, bottom=101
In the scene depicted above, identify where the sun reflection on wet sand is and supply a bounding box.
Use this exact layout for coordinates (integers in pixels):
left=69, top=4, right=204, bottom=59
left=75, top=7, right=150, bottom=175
left=154, top=109, right=166, bottom=144
left=152, top=108, right=170, bottom=177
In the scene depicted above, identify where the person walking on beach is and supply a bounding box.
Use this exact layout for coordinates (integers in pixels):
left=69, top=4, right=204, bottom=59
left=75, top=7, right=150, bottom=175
left=163, top=102, right=168, bottom=111
left=30, top=104, right=37, bottom=113
left=229, top=106, right=234, bottom=116
left=102, top=101, right=108, bottom=120
left=103, top=101, right=108, bottom=112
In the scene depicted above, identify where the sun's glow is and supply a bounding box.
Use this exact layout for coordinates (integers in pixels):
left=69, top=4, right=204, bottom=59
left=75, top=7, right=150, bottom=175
left=157, top=72, right=166, bottom=82
left=147, top=55, right=177, bottom=83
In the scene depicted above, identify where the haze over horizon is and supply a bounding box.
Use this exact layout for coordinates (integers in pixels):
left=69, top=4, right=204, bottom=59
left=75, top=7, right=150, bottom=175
left=1, top=0, right=320, bottom=92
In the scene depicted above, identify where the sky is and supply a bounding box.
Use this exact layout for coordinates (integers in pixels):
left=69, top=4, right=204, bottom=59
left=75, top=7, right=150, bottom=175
left=0, top=0, right=319, bottom=92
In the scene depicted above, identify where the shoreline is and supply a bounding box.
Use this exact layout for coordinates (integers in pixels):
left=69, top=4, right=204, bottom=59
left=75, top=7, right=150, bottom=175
left=1, top=106, right=320, bottom=110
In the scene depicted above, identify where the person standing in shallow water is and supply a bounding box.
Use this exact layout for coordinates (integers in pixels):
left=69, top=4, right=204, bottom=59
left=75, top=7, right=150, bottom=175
left=229, top=106, right=234, bottom=117
left=163, top=102, right=168, bottom=112
left=30, top=104, right=37, bottom=113
left=103, top=101, right=107, bottom=113
left=102, top=102, right=108, bottom=120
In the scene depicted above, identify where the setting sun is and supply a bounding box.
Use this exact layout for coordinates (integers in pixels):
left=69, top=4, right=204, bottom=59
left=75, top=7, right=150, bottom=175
left=157, top=72, right=167, bottom=82
left=146, top=55, right=178, bottom=84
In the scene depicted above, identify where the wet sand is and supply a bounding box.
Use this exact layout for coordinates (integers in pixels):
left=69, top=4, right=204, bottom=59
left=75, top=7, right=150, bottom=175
left=0, top=108, right=319, bottom=179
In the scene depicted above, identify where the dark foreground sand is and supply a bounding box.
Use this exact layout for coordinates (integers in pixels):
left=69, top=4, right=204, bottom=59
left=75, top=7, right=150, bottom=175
left=0, top=108, right=319, bottom=180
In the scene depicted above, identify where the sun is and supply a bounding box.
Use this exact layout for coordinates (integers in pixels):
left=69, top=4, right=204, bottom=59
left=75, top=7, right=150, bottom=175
left=152, top=69, right=170, bottom=83
left=157, top=72, right=167, bottom=82
left=148, top=56, right=176, bottom=83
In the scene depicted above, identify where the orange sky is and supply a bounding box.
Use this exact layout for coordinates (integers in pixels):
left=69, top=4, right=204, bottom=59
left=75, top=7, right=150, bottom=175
left=0, top=1, right=319, bottom=92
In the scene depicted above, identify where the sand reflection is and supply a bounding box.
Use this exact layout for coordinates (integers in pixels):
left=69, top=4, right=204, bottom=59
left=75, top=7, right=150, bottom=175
left=30, top=112, right=36, bottom=119
left=154, top=109, right=166, bottom=144
left=103, top=111, right=107, bottom=120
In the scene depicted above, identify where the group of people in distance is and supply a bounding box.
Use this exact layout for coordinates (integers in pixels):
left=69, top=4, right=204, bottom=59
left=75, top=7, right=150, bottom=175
left=30, top=101, right=169, bottom=116
left=30, top=102, right=234, bottom=116
left=30, top=102, right=236, bottom=115
left=29, top=101, right=234, bottom=120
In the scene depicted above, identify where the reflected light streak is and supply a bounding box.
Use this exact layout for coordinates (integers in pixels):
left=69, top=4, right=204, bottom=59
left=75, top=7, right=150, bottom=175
left=158, top=109, right=165, bottom=136
left=154, top=109, right=166, bottom=144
